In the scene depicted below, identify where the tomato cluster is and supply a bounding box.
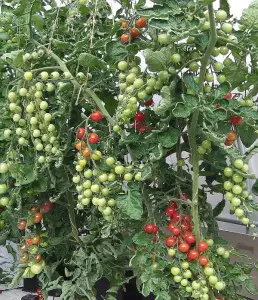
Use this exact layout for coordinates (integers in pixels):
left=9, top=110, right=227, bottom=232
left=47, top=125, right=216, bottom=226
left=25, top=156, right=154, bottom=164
left=120, top=17, right=147, bottom=44
left=197, top=140, right=212, bottom=155
left=223, top=159, right=253, bottom=226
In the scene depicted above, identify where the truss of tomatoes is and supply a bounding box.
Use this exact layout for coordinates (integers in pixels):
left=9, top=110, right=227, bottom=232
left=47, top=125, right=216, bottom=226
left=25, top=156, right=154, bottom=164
left=120, top=17, right=147, bottom=44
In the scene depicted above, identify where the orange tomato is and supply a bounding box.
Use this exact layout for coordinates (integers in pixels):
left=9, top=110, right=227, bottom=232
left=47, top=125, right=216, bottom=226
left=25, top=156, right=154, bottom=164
left=75, top=141, right=86, bottom=151
left=227, top=130, right=236, bottom=141
left=82, top=147, right=91, bottom=158
left=120, top=18, right=128, bottom=28
left=121, top=34, right=130, bottom=44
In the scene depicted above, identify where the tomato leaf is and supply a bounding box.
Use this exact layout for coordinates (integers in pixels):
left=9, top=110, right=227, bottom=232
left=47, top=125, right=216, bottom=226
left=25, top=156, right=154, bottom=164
left=252, top=180, right=258, bottom=196
left=183, top=74, right=199, bottom=94
left=245, top=278, right=258, bottom=295
left=173, top=102, right=191, bottom=118
left=157, top=129, right=179, bottom=148
left=213, top=199, right=226, bottom=217
left=220, top=0, right=230, bottom=15
left=133, top=232, right=152, bottom=245
left=213, top=236, right=228, bottom=245
left=78, top=53, right=107, bottom=69
left=116, top=184, right=143, bottom=220
left=239, top=123, right=257, bottom=147
left=9, top=164, right=37, bottom=186
left=105, top=41, right=127, bottom=64
left=144, top=49, right=167, bottom=72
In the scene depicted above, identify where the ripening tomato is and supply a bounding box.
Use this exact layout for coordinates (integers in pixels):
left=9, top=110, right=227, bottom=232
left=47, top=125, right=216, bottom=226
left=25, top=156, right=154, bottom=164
left=120, top=18, right=128, bottom=28
left=198, top=241, right=209, bottom=252
left=144, top=98, right=154, bottom=106
left=34, top=212, right=43, bottom=224
left=82, top=147, right=91, bottom=158
left=35, top=254, right=42, bottom=263
left=231, top=115, right=243, bottom=125
left=178, top=193, right=188, bottom=200
left=178, top=242, right=190, bottom=253
left=135, top=17, right=147, bottom=28
left=121, top=33, right=130, bottom=44
left=144, top=223, right=154, bottom=233
left=131, top=28, right=141, bottom=39
left=227, top=130, right=236, bottom=141
left=224, top=138, right=234, bottom=146
left=32, top=235, right=40, bottom=245
left=172, top=211, right=180, bottom=222
left=199, top=256, right=209, bottom=266
left=152, top=225, right=158, bottom=234
left=224, top=92, right=232, bottom=99
left=77, top=128, right=85, bottom=139
left=88, top=133, right=99, bottom=144
left=25, top=238, right=32, bottom=247
left=171, top=227, right=181, bottom=236
left=165, top=236, right=177, bottom=247
left=42, top=200, right=53, bottom=213
left=19, top=253, right=29, bottom=263
left=139, top=125, right=151, bottom=133
left=90, top=111, right=103, bottom=122
left=166, top=207, right=176, bottom=217
left=134, top=112, right=145, bottom=123
left=17, top=220, right=27, bottom=230
left=75, top=141, right=86, bottom=151
left=187, top=249, right=199, bottom=261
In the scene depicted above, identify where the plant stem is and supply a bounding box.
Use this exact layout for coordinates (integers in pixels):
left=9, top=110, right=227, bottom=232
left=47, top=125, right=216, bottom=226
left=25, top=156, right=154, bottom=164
left=189, top=3, right=217, bottom=245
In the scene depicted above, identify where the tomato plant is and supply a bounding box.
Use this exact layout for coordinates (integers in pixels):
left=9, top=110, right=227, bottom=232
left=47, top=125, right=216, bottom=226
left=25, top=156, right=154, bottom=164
left=0, top=0, right=258, bottom=299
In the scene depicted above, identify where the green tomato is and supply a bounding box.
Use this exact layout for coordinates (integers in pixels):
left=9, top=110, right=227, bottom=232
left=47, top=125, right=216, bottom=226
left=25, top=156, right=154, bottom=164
left=126, top=73, right=136, bottom=84
left=83, top=180, right=91, bottom=189
left=213, top=62, right=224, bottom=71
left=4, top=129, right=12, bottom=138
left=216, top=247, right=225, bottom=255
left=171, top=54, right=181, bottom=64
left=159, top=70, right=170, bottom=82
left=46, top=83, right=55, bottom=92
left=171, top=267, right=181, bottom=276
left=205, top=73, right=214, bottom=82
left=223, top=57, right=233, bottom=66
left=101, top=187, right=109, bottom=196
left=242, top=217, right=250, bottom=225
left=84, top=189, right=92, bottom=198
left=168, top=248, right=176, bottom=256
left=40, top=71, right=49, bottom=80
left=181, top=262, right=189, bottom=270
left=211, top=47, right=220, bottom=57
left=91, top=184, right=100, bottom=193
left=198, top=146, right=206, bottom=155
left=115, top=165, right=125, bottom=175
left=103, top=206, right=112, bottom=216
left=232, top=197, right=241, bottom=207
left=19, top=88, right=27, bottom=97
left=24, top=71, right=33, bottom=81
left=207, top=239, right=214, bottom=246
left=181, top=279, right=188, bottom=287
left=0, top=163, right=9, bottom=174
left=40, top=101, right=48, bottom=110
left=51, top=71, right=60, bottom=80
left=216, top=10, right=228, bottom=21
left=232, top=185, right=242, bottom=195
left=224, top=167, right=233, bottom=177
left=241, top=190, right=249, bottom=199
left=215, top=281, right=226, bottom=291
left=217, top=74, right=226, bottom=83
left=0, top=197, right=9, bottom=206
left=202, top=140, right=211, bottom=150
left=232, top=173, right=243, bottom=183
left=158, top=33, right=170, bottom=45
left=8, top=91, right=17, bottom=102
left=135, top=172, right=142, bottom=181
left=108, top=173, right=116, bottom=182
left=117, top=61, right=128, bottom=71
left=147, top=78, right=156, bottom=87
left=13, top=114, right=21, bottom=122
left=247, top=195, right=253, bottom=201
left=30, top=263, right=43, bottom=275
left=241, top=164, right=249, bottom=173
left=189, top=62, right=199, bottom=72
left=174, top=275, right=182, bottom=283
left=81, top=198, right=90, bottom=205
left=234, top=159, right=244, bottom=169
left=0, top=184, right=8, bottom=194
left=192, top=281, right=201, bottom=290
left=183, top=270, right=192, bottom=279
left=222, top=23, right=233, bottom=34
left=98, top=198, right=107, bottom=207
left=107, top=199, right=116, bottom=206
left=208, top=275, right=218, bottom=285
left=223, top=181, right=233, bottom=191
left=204, top=267, right=214, bottom=276
left=133, top=78, right=144, bottom=89
left=98, top=174, right=108, bottom=183
left=138, top=90, right=147, bottom=100
left=35, top=143, right=43, bottom=151
left=124, top=173, right=133, bottom=181
left=201, top=21, right=210, bottom=30
left=220, top=46, right=229, bottom=55
left=225, top=192, right=234, bottom=201
left=185, top=286, right=192, bottom=293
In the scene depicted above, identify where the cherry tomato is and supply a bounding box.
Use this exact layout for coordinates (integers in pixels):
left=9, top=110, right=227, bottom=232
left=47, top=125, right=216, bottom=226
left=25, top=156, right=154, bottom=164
left=32, top=235, right=40, bottom=245
left=187, top=249, right=199, bottom=261
left=224, top=92, right=232, bottom=99
left=198, top=241, right=209, bottom=252
left=139, top=125, right=151, bottom=133
left=171, top=227, right=181, bottom=236
left=152, top=225, right=158, bottom=234
left=34, top=212, right=43, bottom=224
left=199, top=256, right=209, bottom=266
left=30, top=206, right=40, bottom=214
left=182, top=215, right=191, bottom=223
left=172, top=211, right=180, bottom=222
left=130, top=28, right=141, bottom=39
left=166, top=207, right=176, bottom=217
left=169, top=200, right=178, bottom=208
left=82, top=148, right=91, bottom=158
left=144, top=98, right=154, bottom=106
left=178, top=242, right=190, bottom=253
left=180, top=222, right=191, bottom=231
left=121, top=34, right=130, bottom=44
left=42, top=200, right=53, bottom=213
left=224, top=138, right=234, bottom=146
left=134, top=112, right=145, bottom=123
left=165, top=236, right=177, bottom=247
left=36, top=289, right=42, bottom=295
left=88, top=133, right=99, bottom=144
left=184, top=233, right=196, bottom=244
left=17, top=220, right=27, bottom=230
left=75, top=141, right=86, bottom=151
left=178, top=193, right=188, bottom=200
left=120, top=18, right=128, bottom=28
left=19, top=253, right=29, bottom=263
left=135, top=17, right=147, bottom=28
left=144, top=223, right=154, bottom=233
left=231, top=115, right=243, bottom=125
left=77, top=128, right=85, bottom=139
left=90, top=111, right=103, bottom=122
left=227, top=130, right=236, bottom=141
left=35, top=254, right=42, bottom=263
left=168, top=223, right=176, bottom=233
left=25, top=238, right=32, bottom=247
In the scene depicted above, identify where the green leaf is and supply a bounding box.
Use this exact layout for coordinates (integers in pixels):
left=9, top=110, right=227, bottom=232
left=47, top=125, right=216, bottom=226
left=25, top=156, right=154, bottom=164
left=182, top=94, right=199, bottom=110
left=172, top=102, right=191, bottom=118
left=220, top=0, right=230, bottom=15
left=239, top=123, right=257, bottom=147
left=32, top=14, right=44, bottom=31
left=155, top=85, right=173, bottom=115
left=105, top=41, right=127, bottom=64
left=96, top=90, right=118, bottom=115
left=245, top=278, right=258, bottom=295
left=138, top=5, right=178, bottom=18
left=144, top=49, right=167, bottom=72
left=183, top=74, right=199, bottom=94
left=136, top=0, right=146, bottom=9
left=9, top=164, right=37, bottom=185
left=213, top=81, right=231, bottom=100
left=240, top=107, right=258, bottom=120
left=116, top=184, right=143, bottom=220
left=132, top=232, right=153, bottom=245
left=0, top=32, right=9, bottom=40
left=241, top=0, right=258, bottom=30
left=213, top=199, right=226, bottom=217
left=78, top=53, right=107, bottom=69
left=252, top=180, right=258, bottom=195
left=157, top=129, right=179, bottom=148
left=1, top=50, right=23, bottom=67
left=213, top=236, right=228, bottom=245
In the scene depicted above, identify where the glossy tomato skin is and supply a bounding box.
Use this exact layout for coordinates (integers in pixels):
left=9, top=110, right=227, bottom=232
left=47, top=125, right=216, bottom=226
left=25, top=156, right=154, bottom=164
left=199, top=256, right=209, bottom=266
left=77, top=128, right=85, bottom=139
left=17, top=220, right=27, bottom=230
left=227, top=130, right=236, bottom=141
left=172, top=211, right=180, bottom=222
left=166, top=207, right=176, bottom=217
left=144, top=223, right=154, bottom=233
left=171, top=227, right=181, bottom=236
left=90, top=111, right=103, bottom=122
left=184, top=234, right=196, bottom=244
left=130, top=28, right=140, bottom=39
left=182, top=215, right=191, bottom=223
left=231, top=115, right=243, bottom=125
left=42, top=200, right=53, bottom=213
left=198, top=241, right=209, bottom=252
left=179, top=242, right=190, bottom=253
left=25, top=238, right=32, bottom=247
left=152, top=225, right=159, bottom=234
left=165, top=237, right=177, bottom=247
left=32, top=235, right=40, bottom=245
left=75, top=141, right=86, bottom=151
left=225, top=138, right=234, bottom=146
left=134, top=112, right=145, bottom=123
left=187, top=249, right=199, bottom=261
left=168, top=223, right=176, bottom=232
left=34, top=212, right=43, bottom=224
left=135, top=17, right=147, bottom=28
left=121, top=34, right=130, bottom=44
left=180, top=222, right=191, bottom=231
left=88, top=133, right=99, bottom=144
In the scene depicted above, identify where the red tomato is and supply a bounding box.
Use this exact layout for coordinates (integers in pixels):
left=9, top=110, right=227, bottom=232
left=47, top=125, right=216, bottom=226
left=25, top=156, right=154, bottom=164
left=171, top=227, right=181, bottom=236
left=165, top=236, right=177, bottom=247
left=224, top=138, right=234, bottom=146
left=17, top=220, right=27, bottom=230
left=135, top=17, right=147, bottom=28
left=77, top=128, right=85, bottom=139
left=225, top=92, right=232, bottom=99
left=166, top=207, right=176, bottom=217
left=82, top=147, right=91, bottom=158
left=187, top=249, right=199, bottom=261
left=197, top=241, right=208, bottom=252
left=32, top=235, right=40, bottom=245
left=88, top=133, right=99, bottom=144
left=42, top=200, right=53, bottom=213
left=182, top=215, right=191, bottom=223
left=172, top=211, right=180, bottom=222
left=34, top=212, right=43, bottom=224
left=178, top=193, right=188, bottom=200
left=184, top=233, right=196, bottom=244
left=134, top=112, right=145, bottom=123
left=169, top=200, right=178, bottom=209
left=199, top=256, right=209, bottom=266
left=131, top=28, right=141, bottom=39
left=180, top=222, right=191, bottom=231
left=168, top=223, right=176, bottom=233
left=231, top=115, right=243, bottom=125
left=144, top=223, right=154, bottom=234
left=121, top=33, right=130, bottom=44
left=216, top=104, right=221, bottom=109
left=178, top=242, right=190, bottom=253
left=90, top=111, right=103, bottom=122
left=139, top=125, right=151, bottom=133
left=144, top=98, right=154, bottom=106
left=25, top=238, right=32, bottom=247
left=152, top=225, right=158, bottom=234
